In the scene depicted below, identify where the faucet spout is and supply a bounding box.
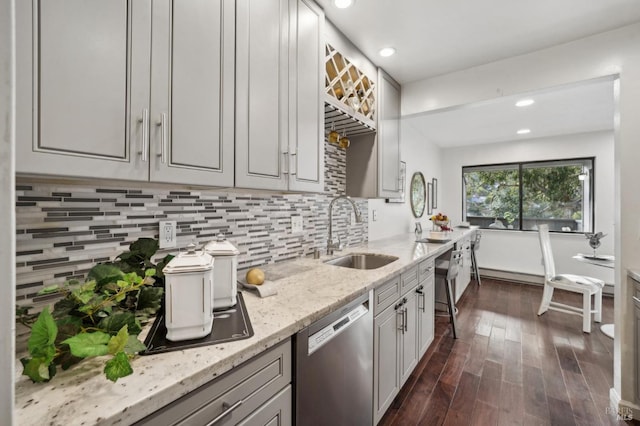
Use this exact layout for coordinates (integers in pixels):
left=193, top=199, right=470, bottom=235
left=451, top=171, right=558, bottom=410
left=327, top=195, right=362, bottom=255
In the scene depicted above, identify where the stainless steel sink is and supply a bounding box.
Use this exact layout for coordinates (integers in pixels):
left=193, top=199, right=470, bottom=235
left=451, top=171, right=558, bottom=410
left=324, top=253, right=399, bottom=270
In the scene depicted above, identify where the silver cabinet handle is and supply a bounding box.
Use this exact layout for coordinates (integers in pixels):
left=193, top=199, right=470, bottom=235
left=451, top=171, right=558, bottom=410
left=282, top=151, right=289, bottom=175
left=403, top=307, right=408, bottom=332
left=138, top=108, right=149, bottom=162
left=157, top=113, right=167, bottom=164
left=396, top=302, right=404, bottom=331
left=290, top=152, right=297, bottom=176
left=206, top=399, right=244, bottom=426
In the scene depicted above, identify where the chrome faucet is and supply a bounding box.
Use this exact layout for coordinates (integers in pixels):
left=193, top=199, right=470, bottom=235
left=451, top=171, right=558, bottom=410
left=327, top=195, right=363, bottom=255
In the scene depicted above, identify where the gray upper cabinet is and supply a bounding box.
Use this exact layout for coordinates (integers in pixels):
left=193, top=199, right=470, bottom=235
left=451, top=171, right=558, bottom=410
left=377, top=69, right=402, bottom=198
left=345, top=68, right=401, bottom=199
left=16, top=0, right=235, bottom=187
left=235, top=0, right=324, bottom=192
left=149, top=0, right=235, bottom=186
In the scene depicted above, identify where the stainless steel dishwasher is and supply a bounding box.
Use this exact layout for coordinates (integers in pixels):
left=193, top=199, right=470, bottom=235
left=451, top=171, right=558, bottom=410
left=295, top=290, right=373, bottom=425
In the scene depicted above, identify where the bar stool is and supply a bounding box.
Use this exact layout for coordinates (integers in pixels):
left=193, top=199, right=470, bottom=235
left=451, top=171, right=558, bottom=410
left=435, top=249, right=462, bottom=339
left=470, top=231, right=482, bottom=286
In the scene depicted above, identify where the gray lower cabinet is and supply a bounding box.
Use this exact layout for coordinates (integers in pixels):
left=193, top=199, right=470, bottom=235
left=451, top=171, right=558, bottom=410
left=136, top=338, right=292, bottom=426
left=373, top=298, right=400, bottom=424
left=374, top=264, right=432, bottom=425
left=417, top=259, right=435, bottom=359
left=16, top=0, right=235, bottom=186
left=634, top=277, right=640, bottom=402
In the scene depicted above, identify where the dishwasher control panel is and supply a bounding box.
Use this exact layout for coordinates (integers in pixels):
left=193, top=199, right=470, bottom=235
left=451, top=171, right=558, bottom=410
left=308, top=303, right=368, bottom=355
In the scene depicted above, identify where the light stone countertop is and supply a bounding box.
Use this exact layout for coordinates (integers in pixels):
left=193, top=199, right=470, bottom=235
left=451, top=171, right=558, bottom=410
left=15, top=227, right=477, bottom=425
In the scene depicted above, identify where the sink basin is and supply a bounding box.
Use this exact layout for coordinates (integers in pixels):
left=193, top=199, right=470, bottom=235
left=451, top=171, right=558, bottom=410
left=324, top=253, right=399, bottom=270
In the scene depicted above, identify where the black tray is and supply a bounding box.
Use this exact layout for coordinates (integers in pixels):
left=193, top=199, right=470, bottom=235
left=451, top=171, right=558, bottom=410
left=140, top=292, right=254, bottom=355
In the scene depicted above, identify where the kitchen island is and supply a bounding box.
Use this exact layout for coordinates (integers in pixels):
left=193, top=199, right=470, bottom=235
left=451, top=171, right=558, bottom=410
left=15, top=227, right=477, bottom=425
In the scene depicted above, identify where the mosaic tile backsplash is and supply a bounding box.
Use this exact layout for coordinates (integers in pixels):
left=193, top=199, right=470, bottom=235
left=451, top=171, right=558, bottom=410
left=15, top=142, right=368, bottom=309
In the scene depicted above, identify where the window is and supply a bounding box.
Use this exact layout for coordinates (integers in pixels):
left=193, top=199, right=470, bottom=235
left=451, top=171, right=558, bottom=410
left=463, top=158, right=594, bottom=232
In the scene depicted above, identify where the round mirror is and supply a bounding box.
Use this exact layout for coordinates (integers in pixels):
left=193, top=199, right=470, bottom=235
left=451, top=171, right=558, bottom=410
left=410, top=172, right=426, bottom=218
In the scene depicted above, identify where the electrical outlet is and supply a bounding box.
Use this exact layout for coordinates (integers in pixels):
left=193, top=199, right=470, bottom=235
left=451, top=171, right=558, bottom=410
left=291, top=216, right=303, bottom=233
left=159, top=221, right=177, bottom=248
left=372, top=209, right=378, bottom=222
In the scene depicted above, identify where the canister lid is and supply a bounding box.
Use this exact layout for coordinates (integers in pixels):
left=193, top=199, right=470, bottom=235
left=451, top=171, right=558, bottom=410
left=163, top=243, right=214, bottom=273
left=204, top=234, right=239, bottom=256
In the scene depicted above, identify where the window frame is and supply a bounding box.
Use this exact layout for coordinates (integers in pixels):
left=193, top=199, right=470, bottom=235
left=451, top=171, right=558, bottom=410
left=462, top=157, right=595, bottom=233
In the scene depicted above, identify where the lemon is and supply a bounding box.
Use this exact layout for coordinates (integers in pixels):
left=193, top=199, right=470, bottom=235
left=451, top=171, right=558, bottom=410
left=246, top=268, right=265, bottom=285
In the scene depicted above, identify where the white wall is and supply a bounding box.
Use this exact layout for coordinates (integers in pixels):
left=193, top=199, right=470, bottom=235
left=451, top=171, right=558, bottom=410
left=1, top=0, right=15, bottom=423
left=367, top=116, right=442, bottom=240
left=402, top=22, right=640, bottom=412
left=441, top=131, right=614, bottom=284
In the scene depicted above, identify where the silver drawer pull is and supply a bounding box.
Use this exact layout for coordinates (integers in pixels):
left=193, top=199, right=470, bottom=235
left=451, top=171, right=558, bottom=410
left=138, top=108, right=149, bottom=162
left=206, top=399, right=244, bottom=426
left=633, top=296, right=640, bottom=305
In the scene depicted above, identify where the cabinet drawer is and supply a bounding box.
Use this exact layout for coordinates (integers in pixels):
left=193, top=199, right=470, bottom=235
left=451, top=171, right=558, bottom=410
left=401, top=265, right=419, bottom=295
left=237, top=384, right=292, bottom=426
left=374, top=275, right=401, bottom=315
left=136, top=338, right=292, bottom=426
left=419, top=259, right=435, bottom=283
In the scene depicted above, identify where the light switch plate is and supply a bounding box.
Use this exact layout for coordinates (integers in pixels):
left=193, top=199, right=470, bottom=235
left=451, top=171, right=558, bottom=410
left=291, top=216, right=303, bottom=233
left=159, top=221, right=177, bottom=248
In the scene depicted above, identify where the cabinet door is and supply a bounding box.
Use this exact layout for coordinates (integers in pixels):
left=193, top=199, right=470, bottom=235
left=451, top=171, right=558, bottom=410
left=456, top=238, right=472, bottom=302
left=374, top=304, right=401, bottom=424
left=399, top=291, right=419, bottom=386
left=376, top=69, right=401, bottom=198
left=16, top=0, right=150, bottom=181
left=149, top=0, right=234, bottom=186
left=287, top=0, right=324, bottom=192
left=237, top=385, right=292, bottom=426
left=418, top=279, right=435, bottom=359
left=235, top=0, right=289, bottom=191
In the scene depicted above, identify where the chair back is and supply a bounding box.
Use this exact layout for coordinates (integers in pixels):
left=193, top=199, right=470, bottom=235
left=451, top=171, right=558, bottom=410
left=447, top=249, right=463, bottom=280
left=537, top=224, right=556, bottom=279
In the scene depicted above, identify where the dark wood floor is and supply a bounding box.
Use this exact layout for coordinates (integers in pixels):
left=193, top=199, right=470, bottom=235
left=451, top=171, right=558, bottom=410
left=380, top=278, right=625, bottom=426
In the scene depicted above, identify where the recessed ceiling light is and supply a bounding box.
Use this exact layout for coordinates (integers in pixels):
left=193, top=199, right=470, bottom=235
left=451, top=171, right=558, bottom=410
left=517, top=128, right=531, bottom=135
left=515, top=99, right=535, bottom=107
left=334, top=0, right=354, bottom=8
left=379, top=47, right=396, bottom=57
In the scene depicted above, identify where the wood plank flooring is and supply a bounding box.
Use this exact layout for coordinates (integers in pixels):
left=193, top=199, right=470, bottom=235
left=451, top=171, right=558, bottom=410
left=380, top=278, right=626, bottom=426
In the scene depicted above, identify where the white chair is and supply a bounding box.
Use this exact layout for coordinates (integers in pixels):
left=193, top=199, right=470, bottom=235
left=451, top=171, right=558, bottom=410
left=537, top=224, right=604, bottom=333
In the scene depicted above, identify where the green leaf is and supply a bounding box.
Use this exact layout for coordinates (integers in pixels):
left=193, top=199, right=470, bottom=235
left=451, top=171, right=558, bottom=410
left=97, top=312, right=142, bottom=335
left=107, top=325, right=129, bottom=355
left=63, top=332, right=110, bottom=358
left=52, top=297, right=78, bottom=319
left=123, top=335, right=147, bottom=354
left=116, top=279, right=130, bottom=289
left=28, top=308, right=58, bottom=362
left=21, top=357, right=56, bottom=383
left=104, top=352, right=133, bottom=382
left=136, top=287, right=163, bottom=314
left=71, top=281, right=97, bottom=304
left=128, top=238, right=159, bottom=260
left=55, top=316, right=82, bottom=343
left=144, top=268, right=156, bottom=277
left=37, top=284, right=61, bottom=295
left=87, top=264, right=125, bottom=287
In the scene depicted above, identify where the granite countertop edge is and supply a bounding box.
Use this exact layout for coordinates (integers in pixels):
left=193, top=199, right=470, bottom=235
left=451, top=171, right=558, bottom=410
left=14, top=228, right=477, bottom=425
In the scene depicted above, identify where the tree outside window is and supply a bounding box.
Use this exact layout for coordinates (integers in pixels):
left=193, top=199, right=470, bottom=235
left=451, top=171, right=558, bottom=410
left=463, top=158, right=594, bottom=232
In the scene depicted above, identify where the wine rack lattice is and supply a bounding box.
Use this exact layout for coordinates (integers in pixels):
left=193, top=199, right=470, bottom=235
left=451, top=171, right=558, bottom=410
left=325, top=43, right=376, bottom=126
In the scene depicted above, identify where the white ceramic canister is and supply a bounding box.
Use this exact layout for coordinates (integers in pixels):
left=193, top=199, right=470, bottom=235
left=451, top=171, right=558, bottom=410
left=163, top=244, right=215, bottom=341
left=204, top=234, right=239, bottom=310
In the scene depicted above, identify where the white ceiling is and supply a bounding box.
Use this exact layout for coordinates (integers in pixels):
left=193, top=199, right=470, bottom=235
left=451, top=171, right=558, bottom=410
left=317, top=1, right=629, bottom=148
left=403, top=78, right=615, bottom=147
left=316, top=0, right=640, bottom=84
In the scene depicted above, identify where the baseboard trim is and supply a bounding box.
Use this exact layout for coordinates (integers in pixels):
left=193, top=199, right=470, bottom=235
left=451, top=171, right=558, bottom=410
left=610, top=387, right=640, bottom=421
left=479, top=268, right=614, bottom=295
